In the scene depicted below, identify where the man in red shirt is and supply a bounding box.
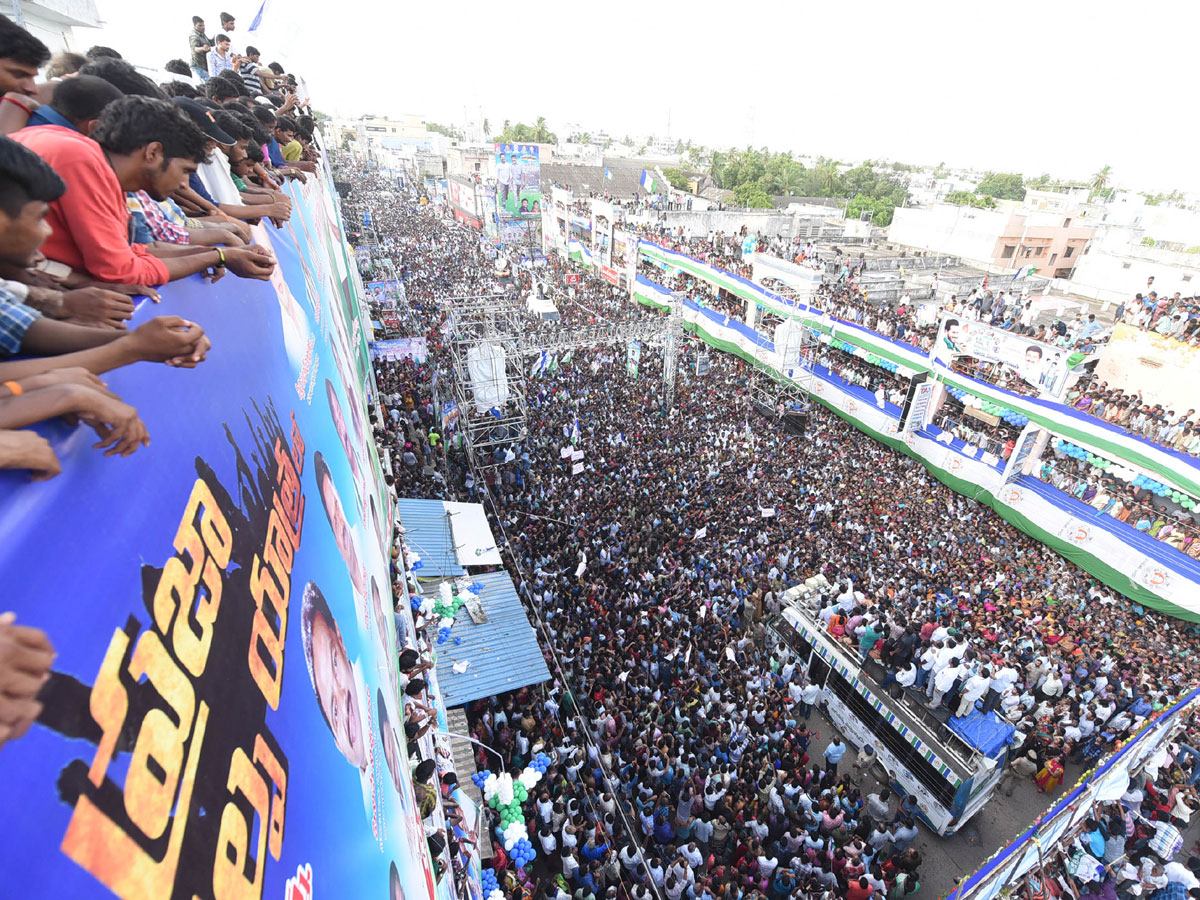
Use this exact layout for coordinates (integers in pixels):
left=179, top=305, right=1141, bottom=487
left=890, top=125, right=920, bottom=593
left=846, top=876, right=875, bottom=900
left=10, top=94, right=274, bottom=286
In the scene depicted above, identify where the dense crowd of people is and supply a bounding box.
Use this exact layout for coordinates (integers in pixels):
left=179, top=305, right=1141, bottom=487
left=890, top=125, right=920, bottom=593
left=622, top=222, right=1200, bottom=557
left=338, top=159, right=1200, bottom=900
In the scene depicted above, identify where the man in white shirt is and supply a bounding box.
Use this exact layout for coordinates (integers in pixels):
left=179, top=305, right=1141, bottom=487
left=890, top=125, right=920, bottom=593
left=800, top=680, right=821, bottom=720
left=984, top=661, right=1020, bottom=713
left=929, top=661, right=962, bottom=710
left=957, top=669, right=992, bottom=718
left=1163, top=860, right=1200, bottom=890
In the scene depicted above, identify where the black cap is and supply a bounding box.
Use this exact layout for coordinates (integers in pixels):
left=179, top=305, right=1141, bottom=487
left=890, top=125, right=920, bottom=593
left=173, top=97, right=234, bottom=146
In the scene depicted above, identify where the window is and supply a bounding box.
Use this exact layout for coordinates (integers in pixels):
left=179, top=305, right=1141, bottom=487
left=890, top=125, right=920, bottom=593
left=474, top=162, right=481, bottom=171
left=1064, top=218, right=1072, bottom=228
left=1184, top=275, right=1193, bottom=283
left=1025, top=247, right=1035, bottom=258
left=1122, top=262, right=1132, bottom=269
left=1001, top=245, right=1015, bottom=259
left=1036, top=246, right=1045, bottom=256
left=1050, top=253, right=1057, bottom=265
left=1065, top=245, right=1075, bottom=258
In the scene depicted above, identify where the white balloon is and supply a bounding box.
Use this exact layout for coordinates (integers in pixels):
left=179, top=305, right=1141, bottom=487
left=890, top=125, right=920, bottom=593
left=483, top=773, right=499, bottom=799
left=518, top=769, right=539, bottom=789
left=497, top=773, right=515, bottom=805
left=505, top=839, right=514, bottom=851
left=440, top=582, right=454, bottom=603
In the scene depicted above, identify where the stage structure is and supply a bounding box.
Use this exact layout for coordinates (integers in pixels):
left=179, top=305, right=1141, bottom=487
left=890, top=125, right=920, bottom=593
left=446, top=294, right=532, bottom=473
left=751, top=319, right=819, bottom=436
left=447, top=292, right=689, bottom=470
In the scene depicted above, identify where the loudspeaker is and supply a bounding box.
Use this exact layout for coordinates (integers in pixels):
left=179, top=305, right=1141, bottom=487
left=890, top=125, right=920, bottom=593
left=782, top=412, right=807, bottom=436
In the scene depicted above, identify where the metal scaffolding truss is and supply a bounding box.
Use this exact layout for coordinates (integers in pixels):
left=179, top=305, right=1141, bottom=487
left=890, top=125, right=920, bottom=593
left=445, top=295, right=531, bottom=473
left=446, top=292, right=692, bottom=468
left=748, top=320, right=819, bottom=423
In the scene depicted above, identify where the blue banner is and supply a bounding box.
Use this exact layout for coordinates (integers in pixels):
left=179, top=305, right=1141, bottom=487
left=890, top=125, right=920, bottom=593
left=0, top=167, right=440, bottom=898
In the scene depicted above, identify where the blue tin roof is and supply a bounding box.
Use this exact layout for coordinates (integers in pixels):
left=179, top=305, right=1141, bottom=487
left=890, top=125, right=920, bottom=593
left=433, top=571, right=551, bottom=707
left=397, top=498, right=464, bottom=577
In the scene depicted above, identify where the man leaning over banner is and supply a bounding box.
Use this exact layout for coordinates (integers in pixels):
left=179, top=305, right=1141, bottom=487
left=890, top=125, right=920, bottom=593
left=0, top=135, right=219, bottom=479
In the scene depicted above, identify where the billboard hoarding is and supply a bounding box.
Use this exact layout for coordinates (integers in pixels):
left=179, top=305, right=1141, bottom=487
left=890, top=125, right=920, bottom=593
left=494, top=143, right=541, bottom=219
left=932, top=317, right=1071, bottom=398
left=0, top=169, right=439, bottom=899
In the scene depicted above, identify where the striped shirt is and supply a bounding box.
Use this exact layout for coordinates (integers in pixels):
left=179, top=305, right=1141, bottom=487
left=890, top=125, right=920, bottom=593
left=0, top=286, right=40, bottom=357
left=238, top=60, right=263, bottom=94
left=126, top=191, right=189, bottom=244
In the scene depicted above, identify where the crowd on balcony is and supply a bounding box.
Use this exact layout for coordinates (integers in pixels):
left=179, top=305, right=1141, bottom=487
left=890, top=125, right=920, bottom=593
left=334, top=158, right=1200, bottom=900
left=0, top=13, right=323, bottom=752
left=1116, top=289, right=1200, bottom=344
left=0, top=13, right=322, bottom=492
left=1006, top=768, right=1200, bottom=900
left=1038, top=450, right=1200, bottom=559
left=1066, top=382, right=1199, bottom=459
left=626, top=224, right=1200, bottom=468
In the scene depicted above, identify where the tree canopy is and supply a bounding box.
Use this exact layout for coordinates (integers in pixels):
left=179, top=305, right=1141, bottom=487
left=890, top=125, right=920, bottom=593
left=945, top=191, right=997, bottom=209
left=426, top=121, right=462, bottom=139
left=975, top=171, right=1025, bottom=200
left=492, top=116, right=557, bottom=144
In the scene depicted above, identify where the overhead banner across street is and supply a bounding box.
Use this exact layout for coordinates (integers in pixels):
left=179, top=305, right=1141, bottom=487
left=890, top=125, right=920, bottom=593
left=0, top=162, right=438, bottom=899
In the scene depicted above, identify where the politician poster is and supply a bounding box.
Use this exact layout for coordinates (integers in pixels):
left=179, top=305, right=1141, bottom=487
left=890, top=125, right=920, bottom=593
left=493, top=143, right=541, bottom=219
left=932, top=315, right=1070, bottom=398
left=0, top=169, right=439, bottom=899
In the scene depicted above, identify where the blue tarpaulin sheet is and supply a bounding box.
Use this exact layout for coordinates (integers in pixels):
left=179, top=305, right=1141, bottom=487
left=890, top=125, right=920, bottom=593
left=948, top=711, right=1015, bottom=760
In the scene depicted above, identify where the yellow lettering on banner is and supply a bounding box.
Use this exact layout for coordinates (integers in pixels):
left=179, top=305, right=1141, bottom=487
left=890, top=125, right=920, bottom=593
left=248, top=552, right=286, bottom=709
left=213, top=748, right=268, bottom=900
left=61, top=701, right=209, bottom=899
left=124, top=632, right=195, bottom=840
left=266, top=506, right=297, bottom=577
left=86, top=629, right=131, bottom=788
left=153, top=479, right=233, bottom=678
left=253, top=734, right=287, bottom=859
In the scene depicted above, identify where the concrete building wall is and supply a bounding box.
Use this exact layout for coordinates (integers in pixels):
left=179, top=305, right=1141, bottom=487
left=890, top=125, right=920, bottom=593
left=998, top=211, right=1096, bottom=278
left=888, top=205, right=1009, bottom=265
left=15, top=0, right=100, bottom=52
left=1068, top=240, right=1200, bottom=305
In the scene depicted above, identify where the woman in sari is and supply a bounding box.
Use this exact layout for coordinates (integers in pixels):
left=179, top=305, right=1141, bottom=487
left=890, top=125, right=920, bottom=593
left=1035, top=755, right=1065, bottom=793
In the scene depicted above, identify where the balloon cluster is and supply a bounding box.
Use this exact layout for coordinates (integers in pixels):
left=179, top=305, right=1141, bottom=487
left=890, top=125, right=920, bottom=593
left=1133, top=474, right=1197, bottom=508
left=1055, top=439, right=1114, bottom=471
left=434, top=582, right=465, bottom=644
left=481, top=868, right=503, bottom=900
left=831, top=339, right=857, bottom=355
left=945, top=386, right=1030, bottom=427
left=472, top=753, right=552, bottom=870
left=863, top=353, right=900, bottom=373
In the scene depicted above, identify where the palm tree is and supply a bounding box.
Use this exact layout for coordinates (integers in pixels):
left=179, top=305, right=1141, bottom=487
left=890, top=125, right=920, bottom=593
left=817, top=163, right=839, bottom=197
left=1089, top=164, right=1111, bottom=194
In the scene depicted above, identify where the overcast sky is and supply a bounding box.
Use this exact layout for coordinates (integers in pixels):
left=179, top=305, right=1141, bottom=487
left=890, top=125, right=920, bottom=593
left=79, top=0, right=1200, bottom=194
